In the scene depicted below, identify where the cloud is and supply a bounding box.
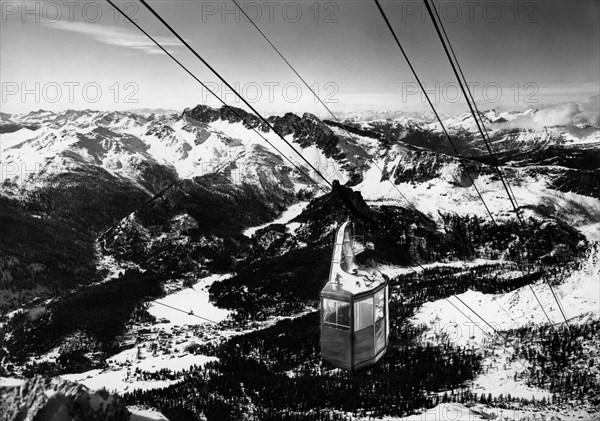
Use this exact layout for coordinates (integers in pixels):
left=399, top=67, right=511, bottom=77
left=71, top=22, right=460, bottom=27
left=497, top=95, right=600, bottom=130
left=44, top=21, right=180, bottom=55
left=579, top=95, right=600, bottom=124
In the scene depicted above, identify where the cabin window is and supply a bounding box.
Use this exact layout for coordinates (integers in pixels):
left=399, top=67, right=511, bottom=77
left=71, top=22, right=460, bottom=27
left=375, top=288, right=386, bottom=352
left=375, top=289, right=385, bottom=322
left=323, top=299, right=350, bottom=330
left=354, top=297, right=374, bottom=331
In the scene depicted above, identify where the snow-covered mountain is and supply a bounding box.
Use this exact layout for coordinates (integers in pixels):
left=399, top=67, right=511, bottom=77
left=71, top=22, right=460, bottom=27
left=2, top=105, right=599, bottom=227
left=1, top=106, right=375, bottom=194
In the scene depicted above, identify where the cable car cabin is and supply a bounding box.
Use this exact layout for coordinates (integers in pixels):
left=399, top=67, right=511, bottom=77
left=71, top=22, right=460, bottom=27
left=320, top=221, right=389, bottom=371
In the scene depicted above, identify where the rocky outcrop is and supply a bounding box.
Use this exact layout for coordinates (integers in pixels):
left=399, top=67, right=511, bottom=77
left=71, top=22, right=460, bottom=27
left=182, top=104, right=263, bottom=130
left=270, top=112, right=343, bottom=160
left=383, top=146, right=486, bottom=185
left=184, top=106, right=353, bottom=166
left=0, top=376, right=129, bottom=421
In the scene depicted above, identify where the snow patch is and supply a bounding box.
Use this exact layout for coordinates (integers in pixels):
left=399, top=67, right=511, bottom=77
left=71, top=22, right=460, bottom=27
left=472, top=356, right=551, bottom=401
left=244, top=201, right=309, bottom=237
left=129, top=407, right=169, bottom=421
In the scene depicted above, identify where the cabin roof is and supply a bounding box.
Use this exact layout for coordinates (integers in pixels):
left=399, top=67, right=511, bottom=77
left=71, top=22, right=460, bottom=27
left=321, top=275, right=386, bottom=299
left=321, top=220, right=386, bottom=299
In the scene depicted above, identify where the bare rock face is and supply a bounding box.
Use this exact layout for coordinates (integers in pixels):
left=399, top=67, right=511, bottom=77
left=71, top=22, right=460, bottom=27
left=0, top=376, right=129, bottom=421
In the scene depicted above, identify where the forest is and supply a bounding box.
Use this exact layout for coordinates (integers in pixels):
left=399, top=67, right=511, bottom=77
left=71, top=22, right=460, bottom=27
left=120, top=262, right=597, bottom=420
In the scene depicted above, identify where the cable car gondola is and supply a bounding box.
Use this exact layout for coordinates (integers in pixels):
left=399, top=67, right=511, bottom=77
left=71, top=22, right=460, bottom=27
left=320, top=220, right=389, bottom=371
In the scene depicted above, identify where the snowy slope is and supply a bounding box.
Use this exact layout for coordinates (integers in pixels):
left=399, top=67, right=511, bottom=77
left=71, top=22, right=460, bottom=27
left=413, top=243, right=600, bottom=347
left=61, top=353, right=216, bottom=394
left=356, top=153, right=600, bottom=240
left=409, top=244, right=599, bottom=404
left=147, top=274, right=232, bottom=328
left=59, top=273, right=229, bottom=394
left=244, top=201, right=310, bottom=237
left=129, top=407, right=169, bottom=421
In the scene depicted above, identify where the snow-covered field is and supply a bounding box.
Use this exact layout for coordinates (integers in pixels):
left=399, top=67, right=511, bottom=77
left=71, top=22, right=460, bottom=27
left=147, top=273, right=232, bottom=328
left=0, top=377, right=27, bottom=387
left=411, top=243, right=600, bottom=404
left=381, top=402, right=598, bottom=421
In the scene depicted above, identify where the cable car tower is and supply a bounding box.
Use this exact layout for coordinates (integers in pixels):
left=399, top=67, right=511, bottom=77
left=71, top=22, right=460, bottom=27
left=320, top=220, right=389, bottom=371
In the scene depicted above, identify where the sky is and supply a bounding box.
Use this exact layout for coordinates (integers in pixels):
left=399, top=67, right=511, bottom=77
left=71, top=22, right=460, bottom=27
left=1, top=0, right=599, bottom=117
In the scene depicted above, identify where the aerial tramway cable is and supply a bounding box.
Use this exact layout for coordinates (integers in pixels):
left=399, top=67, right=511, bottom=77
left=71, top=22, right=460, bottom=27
left=105, top=0, right=327, bottom=196
left=227, top=0, right=532, bottom=347
left=230, top=0, right=525, bottom=335
left=373, top=0, right=557, bottom=329
left=422, top=0, right=570, bottom=328
left=95, top=0, right=340, bottom=327
left=372, top=0, right=496, bottom=225
left=229, top=0, right=439, bottom=232
left=152, top=300, right=219, bottom=324
left=427, top=0, right=522, bottom=215
left=104, top=0, right=537, bottom=349
left=137, top=0, right=332, bottom=189
left=99, top=0, right=332, bottom=248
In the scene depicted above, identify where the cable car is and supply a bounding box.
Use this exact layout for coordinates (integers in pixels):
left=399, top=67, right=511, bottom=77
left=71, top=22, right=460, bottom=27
left=320, top=220, right=389, bottom=371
